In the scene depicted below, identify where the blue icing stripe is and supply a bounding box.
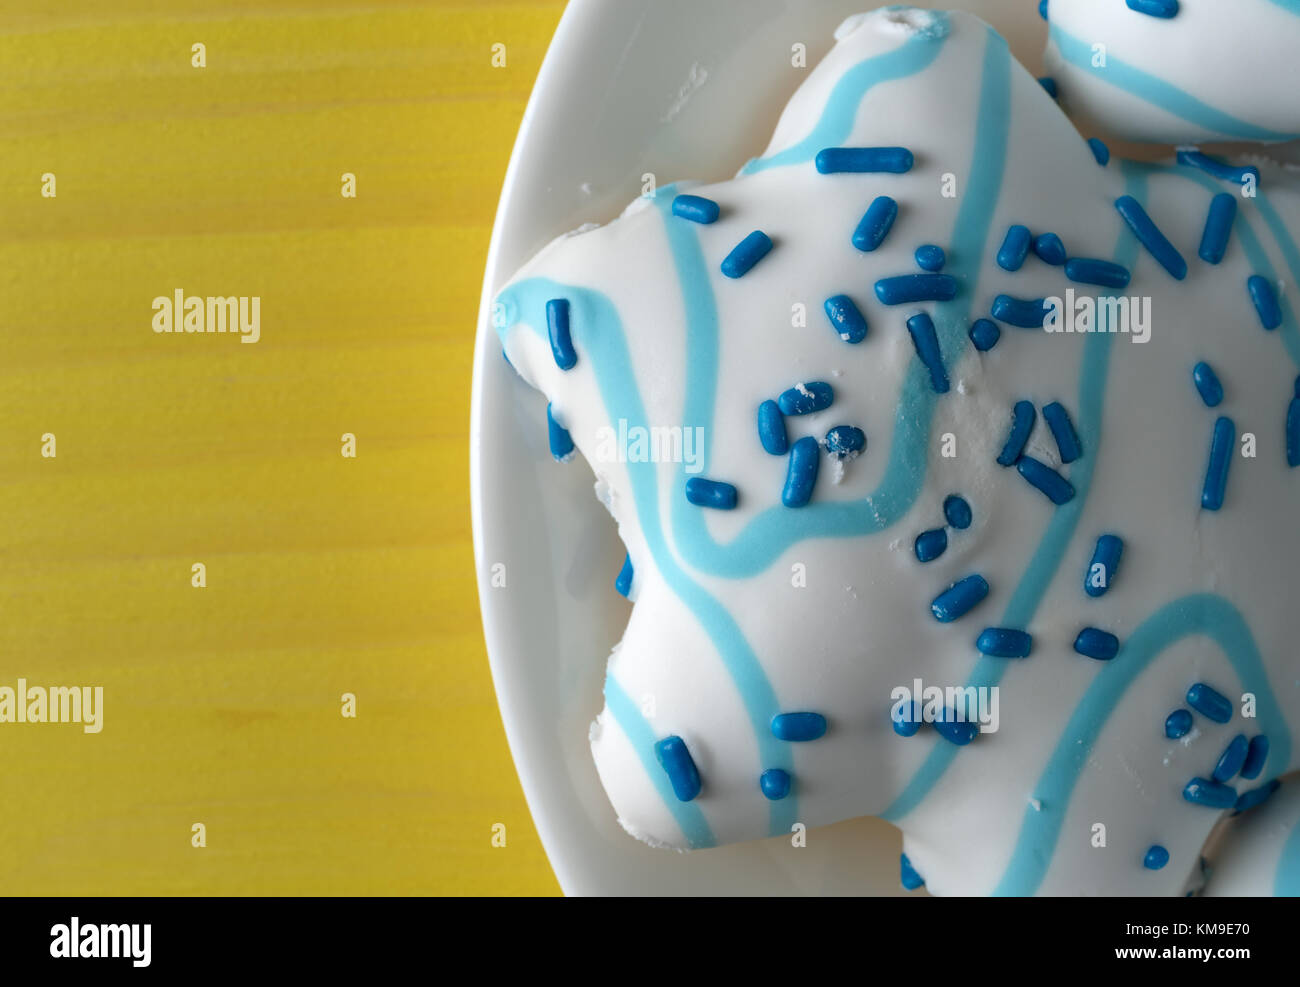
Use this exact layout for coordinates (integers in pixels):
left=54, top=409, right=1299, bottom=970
left=604, top=677, right=714, bottom=848
left=994, top=594, right=1292, bottom=895
left=816, top=146, right=913, bottom=174
left=1199, top=194, right=1236, bottom=265
left=743, top=21, right=950, bottom=174
left=884, top=163, right=1144, bottom=828
left=1049, top=23, right=1300, bottom=142
left=1265, top=0, right=1300, bottom=14
left=1277, top=810, right=1300, bottom=896
left=615, top=552, right=634, bottom=598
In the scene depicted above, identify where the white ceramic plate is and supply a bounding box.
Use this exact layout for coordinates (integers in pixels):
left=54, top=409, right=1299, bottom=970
left=470, top=0, right=1050, bottom=896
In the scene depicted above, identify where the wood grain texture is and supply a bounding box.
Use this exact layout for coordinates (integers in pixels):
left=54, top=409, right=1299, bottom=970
left=0, top=0, right=563, bottom=895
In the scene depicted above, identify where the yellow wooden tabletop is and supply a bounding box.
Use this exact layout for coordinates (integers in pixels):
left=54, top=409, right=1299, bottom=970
left=0, top=0, right=564, bottom=895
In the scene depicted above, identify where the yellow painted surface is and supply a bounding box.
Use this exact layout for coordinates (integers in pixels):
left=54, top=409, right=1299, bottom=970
left=0, top=0, right=563, bottom=895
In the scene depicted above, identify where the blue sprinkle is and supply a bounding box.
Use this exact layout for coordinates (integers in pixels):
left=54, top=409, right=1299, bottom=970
left=1042, top=401, right=1083, bottom=464
left=1241, top=736, right=1269, bottom=780
left=914, top=528, right=948, bottom=563
left=1177, top=150, right=1259, bottom=189
left=906, top=312, right=949, bottom=394
left=931, top=574, right=989, bottom=623
left=943, top=494, right=972, bottom=529
left=783, top=436, right=820, bottom=508
left=758, top=400, right=788, bottom=455
left=1018, top=456, right=1076, bottom=505
left=502, top=346, right=513, bottom=369
left=653, top=736, right=701, bottom=802
left=976, top=627, right=1033, bottom=658
left=685, top=477, right=738, bottom=510
left=968, top=318, right=1001, bottom=352
left=900, top=853, right=926, bottom=890
left=1187, top=682, right=1233, bottom=724
left=1115, top=195, right=1188, bottom=280
left=1144, top=845, right=1170, bottom=870
left=1039, top=0, right=1049, bottom=19
left=853, top=196, right=899, bottom=252
left=546, top=402, right=575, bottom=461
left=1192, top=362, right=1224, bottom=407
left=1199, top=194, right=1237, bottom=265
left=875, top=274, right=958, bottom=306
left=1165, top=708, right=1194, bottom=739
left=778, top=381, right=834, bottom=416
left=615, top=552, right=634, bottom=598
left=915, top=244, right=946, bottom=272
left=816, top=146, right=914, bottom=174
left=1234, top=779, right=1281, bottom=814
left=1288, top=395, right=1300, bottom=468
left=771, top=711, right=827, bottom=742
left=1183, top=777, right=1236, bottom=809
left=1126, top=0, right=1179, bottom=17
left=759, top=768, right=791, bottom=800
left=721, top=230, right=773, bottom=278
left=825, top=425, right=866, bottom=459
left=1201, top=416, right=1235, bottom=511
left=1074, top=627, right=1120, bottom=661
left=824, top=294, right=869, bottom=344
left=1213, top=734, right=1249, bottom=783
left=1038, top=76, right=1057, bottom=99
left=1033, top=232, right=1067, bottom=266
left=997, top=400, right=1036, bottom=467
left=992, top=294, right=1051, bottom=328
left=546, top=298, right=577, bottom=369
left=671, top=193, right=720, bottom=224
left=1087, top=137, right=1110, bottom=166
left=1247, top=275, right=1282, bottom=330
left=933, top=709, right=980, bottom=746
left=892, top=701, right=923, bottom=737
left=1065, top=257, right=1131, bottom=289
left=997, top=224, right=1033, bottom=272
left=1085, top=534, right=1124, bottom=598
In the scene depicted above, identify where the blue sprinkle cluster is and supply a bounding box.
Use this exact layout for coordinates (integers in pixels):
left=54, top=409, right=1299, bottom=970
left=913, top=493, right=973, bottom=563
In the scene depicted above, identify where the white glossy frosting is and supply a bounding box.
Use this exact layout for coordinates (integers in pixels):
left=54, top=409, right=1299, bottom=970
left=495, top=6, right=1300, bottom=895
left=1044, top=0, right=1300, bottom=145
